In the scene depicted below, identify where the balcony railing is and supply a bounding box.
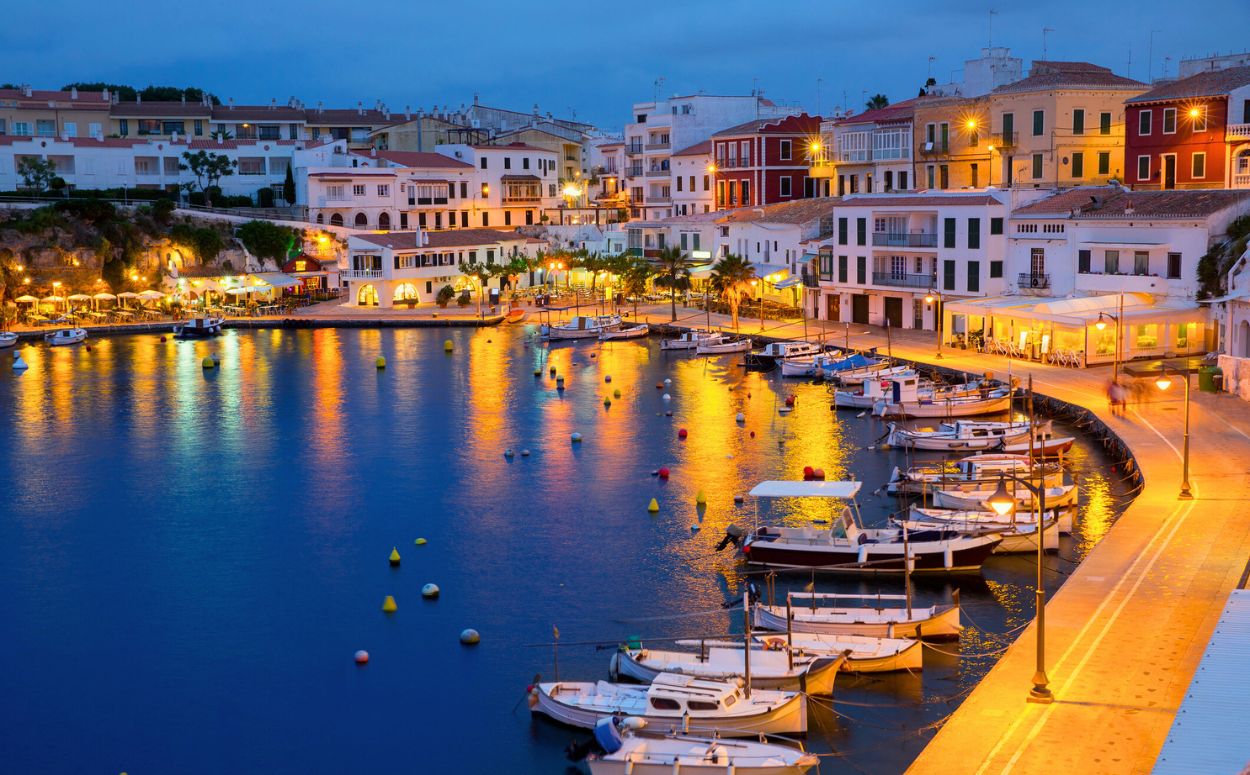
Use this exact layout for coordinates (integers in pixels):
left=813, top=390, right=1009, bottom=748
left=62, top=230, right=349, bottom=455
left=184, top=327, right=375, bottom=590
left=918, top=141, right=950, bottom=156
left=646, top=195, right=671, bottom=204
left=872, top=272, right=935, bottom=288
left=645, top=140, right=670, bottom=150
left=344, top=268, right=384, bottom=279
left=626, top=167, right=644, bottom=177
left=645, top=168, right=670, bottom=178
left=503, top=193, right=541, bottom=203
left=988, top=131, right=1019, bottom=148
left=1228, top=124, right=1250, bottom=140
left=626, top=143, right=644, bottom=154
left=872, top=232, right=938, bottom=248
left=801, top=272, right=819, bottom=288
left=1018, top=272, right=1050, bottom=290
left=715, top=157, right=750, bottom=169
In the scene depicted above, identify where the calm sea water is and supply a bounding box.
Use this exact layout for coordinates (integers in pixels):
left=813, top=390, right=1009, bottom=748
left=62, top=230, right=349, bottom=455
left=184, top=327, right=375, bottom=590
left=0, top=327, right=1129, bottom=774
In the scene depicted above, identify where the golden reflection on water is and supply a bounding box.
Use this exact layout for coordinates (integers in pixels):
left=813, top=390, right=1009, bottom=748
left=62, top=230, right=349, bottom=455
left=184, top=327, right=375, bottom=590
left=308, top=329, right=345, bottom=464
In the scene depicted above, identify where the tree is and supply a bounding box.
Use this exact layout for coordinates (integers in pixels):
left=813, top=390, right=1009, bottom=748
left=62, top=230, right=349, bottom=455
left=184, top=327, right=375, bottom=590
left=17, top=157, right=57, bottom=192
left=460, top=261, right=494, bottom=317
left=580, top=251, right=609, bottom=294
left=283, top=164, right=297, bottom=206
left=180, top=150, right=236, bottom=207
left=866, top=93, right=890, bottom=110
left=709, top=254, right=757, bottom=332
left=62, top=82, right=137, bottom=101
left=436, top=285, right=456, bottom=308
left=236, top=220, right=296, bottom=263
left=171, top=223, right=225, bottom=263
left=621, top=257, right=656, bottom=320
left=652, top=247, right=693, bottom=322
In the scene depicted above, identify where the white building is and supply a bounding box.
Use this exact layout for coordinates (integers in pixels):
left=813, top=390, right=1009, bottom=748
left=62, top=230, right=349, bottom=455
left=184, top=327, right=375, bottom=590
left=670, top=140, right=714, bottom=216
left=343, top=228, right=545, bottom=307
left=434, top=143, right=562, bottom=227
left=623, top=94, right=800, bottom=220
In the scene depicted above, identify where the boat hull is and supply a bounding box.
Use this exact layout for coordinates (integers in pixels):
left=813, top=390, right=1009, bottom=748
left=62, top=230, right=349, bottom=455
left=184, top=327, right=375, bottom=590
left=753, top=604, right=962, bottom=640
left=600, top=325, right=649, bottom=341
left=0, top=333, right=17, bottom=349
left=589, top=752, right=817, bottom=775
left=742, top=532, right=1001, bottom=573
left=610, top=650, right=842, bottom=696
left=874, top=394, right=1012, bottom=418
left=932, top=485, right=1077, bottom=511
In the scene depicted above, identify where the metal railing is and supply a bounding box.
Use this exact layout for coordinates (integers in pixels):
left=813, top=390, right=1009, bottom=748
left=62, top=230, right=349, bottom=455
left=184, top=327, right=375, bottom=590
left=871, top=272, right=935, bottom=288
left=1018, top=272, right=1050, bottom=290
left=871, top=232, right=938, bottom=248
left=626, top=143, right=644, bottom=154
left=988, top=131, right=1019, bottom=147
left=645, top=140, right=670, bottom=150
left=344, top=268, right=384, bottom=279
left=645, top=168, right=670, bottom=178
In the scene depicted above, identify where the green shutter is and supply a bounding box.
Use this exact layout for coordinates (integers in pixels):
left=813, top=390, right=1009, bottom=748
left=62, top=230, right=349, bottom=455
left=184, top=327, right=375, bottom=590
left=943, top=218, right=956, bottom=248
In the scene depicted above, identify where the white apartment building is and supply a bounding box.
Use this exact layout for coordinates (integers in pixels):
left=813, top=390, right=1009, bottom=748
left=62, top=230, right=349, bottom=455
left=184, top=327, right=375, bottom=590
left=343, top=228, right=545, bottom=307
left=825, top=100, right=918, bottom=197
left=811, top=191, right=1013, bottom=330
left=670, top=141, right=714, bottom=216
left=435, top=143, right=561, bottom=227
left=623, top=94, right=800, bottom=220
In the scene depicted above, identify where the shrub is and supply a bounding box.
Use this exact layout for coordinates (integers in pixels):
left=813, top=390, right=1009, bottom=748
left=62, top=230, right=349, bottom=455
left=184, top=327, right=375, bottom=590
left=457, top=289, right=471, bottom=307
left=237, top=220, right=296, bottom=262
left=436, top=284, right=455, bottom=308
left=152, top=198, right=175, bottom=223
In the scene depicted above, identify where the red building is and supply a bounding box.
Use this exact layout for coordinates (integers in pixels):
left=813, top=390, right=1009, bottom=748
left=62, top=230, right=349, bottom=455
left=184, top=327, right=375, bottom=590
left=711, top=113, right=823, bottom=209
left=1124, top=66, right=1250, bottom=190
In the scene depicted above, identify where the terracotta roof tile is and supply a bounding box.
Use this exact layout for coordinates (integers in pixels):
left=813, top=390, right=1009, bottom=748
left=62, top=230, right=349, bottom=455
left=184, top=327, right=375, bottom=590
left=838, top=98, right=921, bottom=125
left=672, top=140, right=713, bottom=157
left=110, top=101, right=212, bottom=118
left=1126, top=66, right=1250, bottom=104
left=1011, top=186, right=1250, bottom=219
left=720, top=197, right=839, bottom=225
left=712, top=113, right=823, bottom=137
left=993, top=61, right=1144, bottom=94
left=837, top=193, right=1004, bottom=208
left=352, top=150, right=473, bottom=168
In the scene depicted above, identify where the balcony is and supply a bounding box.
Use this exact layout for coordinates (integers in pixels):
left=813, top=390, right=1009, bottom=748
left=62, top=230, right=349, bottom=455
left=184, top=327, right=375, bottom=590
left=715, top=157, right=750, bottom=169
left=503, top=192, right=541, bottom=203
left=1227, top=123, right=1250, bottom=140
left=1018, top=273, right=1051, bottom=293
left=344, top=268, right=385, bottom=279
left=645, top=168, right=670, bottom=178
left=645, top=140, right=670, bottom=151
left=626, top=143, right=644, bottom=155
left=988, top=131, right=1018, bottom=148
left=626, top=167, right=644, bottom=177
left=872, top=272, right=935, bottom=288
left=872, top=232, right=938, bottom=248
left=646, top=195, right=672, bottom=205
left=801, top=272, right=820, bottom=289
left=918, top=141, right=950, bottom=156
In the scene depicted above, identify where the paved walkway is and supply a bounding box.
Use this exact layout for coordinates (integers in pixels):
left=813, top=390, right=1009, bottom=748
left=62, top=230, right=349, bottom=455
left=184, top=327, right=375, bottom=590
left=634, top=303, right=1250, bottom=775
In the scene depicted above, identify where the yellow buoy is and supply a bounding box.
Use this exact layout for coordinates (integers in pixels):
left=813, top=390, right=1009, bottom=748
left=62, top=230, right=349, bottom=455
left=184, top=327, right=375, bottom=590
left=201, top=356, right=215, bottom=369
left=415, top=537, right=427, bottom=545
left=613, top=389, right=621, bottom=398
left=375, top=356, right=386, bottom=369
left=381, top=595, right=397, bottom=613
left=388, top=547, right=401, bottom=566
left=696, top=490, right=707, bottom=505
left=647, top=498, right=660, bottom=513
left=444, top=339, right=454, bottom=352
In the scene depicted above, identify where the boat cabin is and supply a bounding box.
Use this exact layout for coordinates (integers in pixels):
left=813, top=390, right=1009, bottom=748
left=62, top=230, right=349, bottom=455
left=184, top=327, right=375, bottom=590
left=645, top=673, right=746, bottom=716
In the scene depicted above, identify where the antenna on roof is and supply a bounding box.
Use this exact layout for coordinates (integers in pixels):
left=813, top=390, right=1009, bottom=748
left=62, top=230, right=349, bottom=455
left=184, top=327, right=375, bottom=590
left=1147, top=29, right=1159, bottom=82
left=988, top=8, right=997, bottom=48
left=1042, top=28, right=1054, bottom=61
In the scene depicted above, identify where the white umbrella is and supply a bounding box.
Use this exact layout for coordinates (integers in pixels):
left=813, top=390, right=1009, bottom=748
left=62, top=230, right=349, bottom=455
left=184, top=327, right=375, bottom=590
left=137, top=290, right=165, bottom=300
left=117, top=292, right=139, bottom=299
left=226, top=287, right=253, bottom=296
left=41, top=295, right=65, bottom=303
left=68, top=293, right=92, bottom=302
left=15, top=295, right=37, bottom=303
left=92, top=292, right=117, bottom=301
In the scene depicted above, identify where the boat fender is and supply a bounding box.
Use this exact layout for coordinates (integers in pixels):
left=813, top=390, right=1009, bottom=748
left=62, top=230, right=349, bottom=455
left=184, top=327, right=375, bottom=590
left=944, top=547, right=954, bottom=569
left=735, top=412, right=745, bottom=423
left=664, top=378, right=672, bottom=385
left=604, top=375, right=612, bottom=383
left=749, top=431, right=755, bottom=438
left=678, top=428, right=688, bottom=439
left=459, top=629, right=480, bottom=645
left=857, top=545, right=869, bottom=564
left=662, top=393, right=671, bottom=401
left=803, top=466, right=815, bottom=481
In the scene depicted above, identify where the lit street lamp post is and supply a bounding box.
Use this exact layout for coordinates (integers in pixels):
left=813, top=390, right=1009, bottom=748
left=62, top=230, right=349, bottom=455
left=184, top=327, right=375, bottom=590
left=1154, top=368, right=1193, bottom=499
left=1095, top=293, right=1125, bottom=383
left=924, top=288, right=943, bottom=359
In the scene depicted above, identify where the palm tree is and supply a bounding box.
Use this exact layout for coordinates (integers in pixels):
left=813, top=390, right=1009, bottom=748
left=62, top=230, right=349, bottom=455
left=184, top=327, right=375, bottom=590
left=461, top=261, right=493, bottom=318
left=710, top=254, right=756, bottom=332
left=652, top=247, right=692, bottom=322
left=866, top=93, right=889, bottom=110
left=620, top=257, right=655, bottom=320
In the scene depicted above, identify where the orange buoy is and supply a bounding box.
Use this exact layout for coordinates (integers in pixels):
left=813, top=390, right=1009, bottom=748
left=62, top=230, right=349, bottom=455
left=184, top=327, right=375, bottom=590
left=658, top=467, right=671, bottom=479
left=354, top=650, right=370, bottom=664
left=677, top=428, right=688, bottom=439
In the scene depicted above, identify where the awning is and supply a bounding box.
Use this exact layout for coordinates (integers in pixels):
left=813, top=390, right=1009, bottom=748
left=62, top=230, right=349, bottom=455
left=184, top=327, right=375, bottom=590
left=500, top=174, right=541, bottom=182
left=946, top=293, right=1206, bottom=327
left=1198, top=290, right=1250, bottom=304
left=773, top=277, right=804, bottom=289
left=688, top=263, right=715, bottom=279
left=749, top=481, right=863, bottom=499
left=251, top=272, right=301, bottom=288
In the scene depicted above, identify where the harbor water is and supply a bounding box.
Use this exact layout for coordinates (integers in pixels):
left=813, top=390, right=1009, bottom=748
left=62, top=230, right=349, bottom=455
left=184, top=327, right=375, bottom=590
left=0, top=327, right=1130, bottom=773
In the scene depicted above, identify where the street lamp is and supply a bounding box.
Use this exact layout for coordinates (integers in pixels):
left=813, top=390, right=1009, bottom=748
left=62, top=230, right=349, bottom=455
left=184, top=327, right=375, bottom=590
left=1095, top=295, right=1124, bottom=382
left=1154, top=368, right=1193, bottom=499
left=924, top=288, right=943, bottom=359
left=988, top=471, right=1054, bottom=704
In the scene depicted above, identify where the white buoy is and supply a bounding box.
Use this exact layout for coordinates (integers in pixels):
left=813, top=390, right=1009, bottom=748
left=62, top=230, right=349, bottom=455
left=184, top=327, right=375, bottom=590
left=571, top=432, right=583, bottom=443
left=504, top=448, right=514, bottom=458
left=662, top=393, right=671, bottom=401
left=735, top=412, right=745, bottom=423
left=521, top=449, right=531, bottom=457
left=422, top=583, right=440, bottom=599
left=460, top=628, right=481, bottom=645
left=664, top=378, right=672, bottom=385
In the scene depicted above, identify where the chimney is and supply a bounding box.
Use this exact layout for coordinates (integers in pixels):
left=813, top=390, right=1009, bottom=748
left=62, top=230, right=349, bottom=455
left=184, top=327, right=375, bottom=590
left=1124, top=203, right=1135, bottom=216
left=70, top=86, right=78, bottom=100
left=228, top=97, right=235, bottom=110
left=102, top=88, right=110, bottom=102
left=317, top=100, right=324, bottom=113
left=217, top=135, right=224, bottom=145
left=473, top=93, right=480, bottom=106
left=270, top=98, right=277, bottom=110
left=357, top=100, right=364, bottom=116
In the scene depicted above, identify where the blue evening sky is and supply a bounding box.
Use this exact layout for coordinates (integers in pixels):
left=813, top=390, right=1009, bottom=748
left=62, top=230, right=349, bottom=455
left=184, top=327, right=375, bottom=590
left=4, top=1, right=1248, bottom=130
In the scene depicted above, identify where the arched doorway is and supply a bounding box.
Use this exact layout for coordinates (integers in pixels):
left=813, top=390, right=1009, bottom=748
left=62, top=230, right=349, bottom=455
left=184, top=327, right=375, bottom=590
left=357, top=284, right=379, bottom=307
left=1240, top=320, right=1250, bottom=358
left=316, top=213, right=324, bottom=224
left=354, top=213, right=368, bottom=228
left=378, top=212, right=391, bottom=230
left=1236, top=149, right=1250, bottom=188
left=329, top=213, right=344, bottom=226
left=394, top=283, right=418, bottom=303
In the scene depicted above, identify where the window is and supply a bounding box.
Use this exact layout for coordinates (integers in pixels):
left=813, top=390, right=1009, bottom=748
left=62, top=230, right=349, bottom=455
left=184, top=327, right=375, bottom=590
left=990, top=217, right=1004, bottom=235
left=939, top=164, right=949, bottom=189
left=943, top=259, right=956, bottom=291
left=1134, top=251, right=1149, bottom=276
left=650, top=697, right=681, bottom=711
left=377, top=184, right=389, bottom=197
left=688, top=700, right=718, bottom=712
left=1032, top=110, right=1044, bottom=136
left=480, top=157, right=487, bottom=169
left=461, top=211, right=468, bottom=227
left=780, top=176, right=792, bottom=197
left=1072, top=109, right=1085, bottom=135
left=1192, top=152, right=1206, bottom=179
left=838, top=218, right=848, bottom=245
left=926, top=165, right=935, bottom=189
left=352, top=184, right=366, bottom=196
left=1100, top=112, right=1112, bottom=135
left=1137, top=155, right=1150, bottom=181
left=522, top=157, right=530, bottom=170
left=1167, top=252, right=1182, bottom=279
left=481, top=212, right=489, bottom=227
left=1097, top=151, right=1110, bottom=176
left=504, top=211, right=511, bottom=226
left=118, top=118, right=128, bottom=136
left=943, top=218, right=956, bottom=248
left=838, top=255, right=848, bottom=283
left=856, top=256, right=866, bottom=284
left=703, top=175, right=710, bottom=191
left=1002, top=112, right=1014, bottom=139
left=855, top=218, right=866, bottom=246
left=676, top=176, right=682, bottom=192
left=138, top=119, right=161, bottom=136
left=1162, top=107, right=1177, bottom=134
left=779, top=139, right=792, bottom=160
left=1078, top=249, right=1091, bottom=273
left=1032, top=153, right=1043, bottom=179
left=967, top=261, right=980, bottom=293
left=480, top=182, right=489, bottom=198
left=1192, top=106, right=1208, bottom=132
left=1138, top=110, right=1152, bottom=136
left=503, top=157, right=511, bottom=170
left=1071, top=152, right=1084, bottom=178
left=1104, top=250, right=1120, bottom=274
left=990, top=260, right=1003, bottom=278
left=740, top=180, right=751, bottom=206
left=968, top=218, right=981, bottom=250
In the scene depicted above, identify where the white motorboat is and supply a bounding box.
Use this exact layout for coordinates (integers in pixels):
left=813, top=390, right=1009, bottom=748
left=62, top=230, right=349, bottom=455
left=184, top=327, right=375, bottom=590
left=661, top=330, right=722, bottom=351
left=932, top=482, right=1078, bottom=511
left=587, top=718, right=819, bottom=775
left=730, top=481, right=1002, bottom=573
left=817, top=352, right=882, bottom=379
left=779, top=352, right=842, bottom=378
left=0, top=331, right=17, bottom=349
left=610, top=643, right=845, bottom=695
left=752, top=590, right=963, bottom=640
left=999, top=428, right=1077, bottom=456
left=543, top=315, right=622, bottom=340
left=873, top=390, right=1014, bottom=418
left=173, top=315, right=224, bottom=338
left=45, top=328, right=87, bottom=346
left=744, top=341, right=824, bottom=370
left=600, top=323, right=649, bottom=341
left=895, top=507, right=1060, bottom=553
left=676, top=633, right=923, bottom=673
left=834, top=374, right=913, bottom=409
left=697, top=336, right=752, bottom=355
left=836, top=362, right=911, bottom=386
left=530, top=673, right=808, bottom=737
left=904, top=503, right=1073, bottom=535
left=887, top=420, right=1032, bottom=451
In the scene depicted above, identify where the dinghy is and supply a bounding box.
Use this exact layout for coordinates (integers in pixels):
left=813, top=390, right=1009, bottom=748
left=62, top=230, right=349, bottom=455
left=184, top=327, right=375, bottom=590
left=675, top=633, right=922, bottom=673
left=744, top=341, right=824, bottom=370
left=586, top=717, right=819, bottom=775
left=0, top=331, right=17, bottom=349
left=697, top=336, right=752, bottom=355
left=660, top=330, right=721, bottom=351
left=45, top=328, right=87, bottom=346
left=504, top=308, right=528, bottom=324
left=610, top=644, right=846, bottom=695
left=600, top=323, right=649, bottom=341
left=174, top=315, right=224, bottom=338
left=530, top=672, right=808, bottom=737
left=752, top=590, right=962, bottom=640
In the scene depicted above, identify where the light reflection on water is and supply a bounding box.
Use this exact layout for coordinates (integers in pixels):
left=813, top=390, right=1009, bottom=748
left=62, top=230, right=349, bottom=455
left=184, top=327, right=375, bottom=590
left=0, top=327, right=1131, bottom=774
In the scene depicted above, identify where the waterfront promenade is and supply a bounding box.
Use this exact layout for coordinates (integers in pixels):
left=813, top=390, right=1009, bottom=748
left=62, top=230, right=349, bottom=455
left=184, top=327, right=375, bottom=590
left=633, top=304, right=1250, bottom=774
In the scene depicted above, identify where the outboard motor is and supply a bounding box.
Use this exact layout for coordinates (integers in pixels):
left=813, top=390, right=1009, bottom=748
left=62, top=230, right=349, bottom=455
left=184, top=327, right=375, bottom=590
left=716, top=523, right=746, bottom=552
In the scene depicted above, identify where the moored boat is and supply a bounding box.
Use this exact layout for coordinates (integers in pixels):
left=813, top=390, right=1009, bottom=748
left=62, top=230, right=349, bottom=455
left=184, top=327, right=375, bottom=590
left=610, top=643, right=846, bottom=695
left=600, top=323, right=649, bottom=341
left=586, top=718, right=820, bottom=775
left=835, top=363, right=911, bottom=387
left=894, top=507, right=1060, bottom=553
left=697, top=336, right=752, bottom=355
left=752, top=590, right=963, bottom=640
left=931, top=482, right=1078, bottom=511
left=676, top=633, right=922, bottom=673
left=660, top=330, right=721, bottom=350
left=744, top=341, right=824, bottom=370
left=543, top=315, right=622, bottom=340
left=887, top=419, right=1032, bottom=451
left=504, top=308, right=528, bottom=324
left=885, top=453, right=1056, bottom=496
left=0, top=331, right=17, bottom=349
left=530, top=672, right=808, bottom=737
left=780, top=352, right=842, bottom=378
left=173, top=315, right=224, bottom=338
left=44, top=328, right=87, bottom=346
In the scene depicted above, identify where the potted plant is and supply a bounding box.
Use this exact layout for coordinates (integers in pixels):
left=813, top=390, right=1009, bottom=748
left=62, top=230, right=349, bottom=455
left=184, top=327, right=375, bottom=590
left=436, top=285, right=455, bottom=308
left=457, top=289, right=471, bottom=307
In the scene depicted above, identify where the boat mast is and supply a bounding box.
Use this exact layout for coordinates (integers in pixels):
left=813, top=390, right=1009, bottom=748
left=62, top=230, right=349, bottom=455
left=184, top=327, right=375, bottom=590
left=742, top=589, right=752, bottom=698
left=903, top=524, right=913, bottom=618
left=785, top=595, right=794, bottom=671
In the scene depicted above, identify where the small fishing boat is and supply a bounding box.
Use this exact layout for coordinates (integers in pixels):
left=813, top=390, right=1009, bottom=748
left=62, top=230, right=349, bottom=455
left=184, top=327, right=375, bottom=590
left=610, top=644, right=845, bottom=695
left=0, top=331, right=17, bottom=349
left=697, top=336, right=752, bottom=355
left=895, top=507, right=1059, bottom=553
left=600, top=323, right=649, bottom=341
left=834, top=374, right=914, bottom=409
left=660, top=330, right=721, bottom=351
left=816, top=351, right=881, bottom=379
left=727, top=481, right=1002, bottom=573
left=904, top=503, right=1074, bottom=535
left=835, top=363, right=911, bottom=387
left=932, top=482, right=1078, bottom=511
left=504, top=308, right=528, bottom=324
left=744, top=341, right=824, bottom=370
left=676, top=633, right=922, bottom=673
left=885, top=454, right=1062, bottom=496
left=530, top=673, right=808, bottom=737
left=886, top=420, right=1033, bottom=451
left=999, top=428, right=1076, bottom=456
left=872, top=387, right=1014, bottom=418
left=173, top=316, right=224, bottom=338
left=586, top=717, right=819, bottom=775
left=543, top=315, right=622, bottom=340
left=779, top=352, right=842, bottom=378
left=752, top=590, right=963, bottom=640
left=45, top=328, right=87, bottom=346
